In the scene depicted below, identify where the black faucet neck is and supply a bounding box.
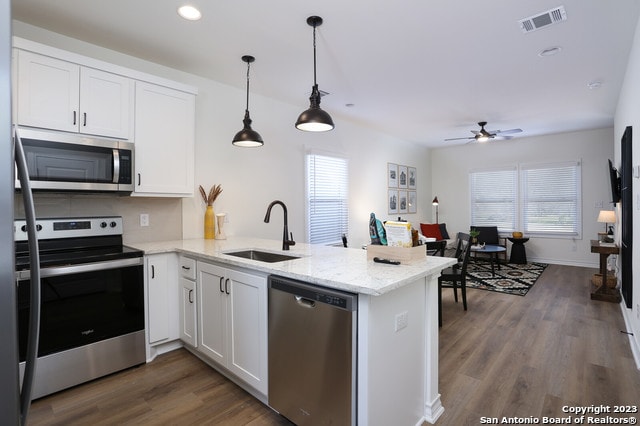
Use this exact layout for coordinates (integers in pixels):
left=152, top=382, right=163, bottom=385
left=264, top=200, right=294, bottom=250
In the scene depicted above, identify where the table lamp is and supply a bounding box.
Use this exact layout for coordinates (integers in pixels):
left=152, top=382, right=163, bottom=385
left=597, top=210, right=616, bottom=242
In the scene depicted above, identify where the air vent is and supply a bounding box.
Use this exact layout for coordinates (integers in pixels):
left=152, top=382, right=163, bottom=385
left=518, top=5, right=567, bottom=33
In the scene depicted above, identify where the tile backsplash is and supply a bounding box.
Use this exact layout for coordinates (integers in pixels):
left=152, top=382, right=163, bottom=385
left=14, top=193, right=183, bottom=244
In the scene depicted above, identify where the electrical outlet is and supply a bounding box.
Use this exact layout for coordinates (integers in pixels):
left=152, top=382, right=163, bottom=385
left=139, top=213, right=149, bottom=227
left=395, top=311, right=408, bottom=332
left=637, top=304, right=639, bottom=320
left=595, top=201, right=603, bottom=209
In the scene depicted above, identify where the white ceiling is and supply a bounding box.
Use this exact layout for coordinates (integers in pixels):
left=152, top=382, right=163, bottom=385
left=11, top=0, right=640, bottom=147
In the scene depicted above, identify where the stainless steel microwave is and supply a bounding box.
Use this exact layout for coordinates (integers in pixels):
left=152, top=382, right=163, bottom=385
left=14, top=128, right=134, bottom=193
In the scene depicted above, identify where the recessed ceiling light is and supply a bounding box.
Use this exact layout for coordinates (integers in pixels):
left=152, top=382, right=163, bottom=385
left=538, top=46, right=562, bottom=57
left=178, top=5, right=202, bottom=21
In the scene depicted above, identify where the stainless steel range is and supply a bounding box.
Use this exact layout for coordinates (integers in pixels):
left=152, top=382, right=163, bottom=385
left=14, top=216, right=145, bottom=399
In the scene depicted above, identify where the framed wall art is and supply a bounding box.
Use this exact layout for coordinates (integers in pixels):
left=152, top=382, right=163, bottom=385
left=387, top=163, right=398, bottom=188
left=398, top=165, right=408, bottom=189
left=388, top=189, right=398, bottom=214
left=387, top=163, right=417, bottom=215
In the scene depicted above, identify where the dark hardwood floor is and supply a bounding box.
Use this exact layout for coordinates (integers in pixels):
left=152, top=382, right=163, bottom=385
left=27, top=264, right=640, bottom=425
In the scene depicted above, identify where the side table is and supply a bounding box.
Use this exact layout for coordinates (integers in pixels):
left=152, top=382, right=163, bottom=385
left=507, top=237, right=529, bottom=264
left=590, top=240, right=620, bottom=303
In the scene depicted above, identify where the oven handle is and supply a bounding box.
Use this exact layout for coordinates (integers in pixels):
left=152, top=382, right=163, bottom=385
left=17, top=257, right=143, bottom=280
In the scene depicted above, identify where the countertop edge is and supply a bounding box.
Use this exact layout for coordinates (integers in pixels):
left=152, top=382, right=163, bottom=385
left=129, top=238, right=457, bottom=296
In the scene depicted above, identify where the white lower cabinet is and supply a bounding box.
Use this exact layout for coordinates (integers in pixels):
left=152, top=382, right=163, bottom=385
left=179, top=257, right=197, bottom=347
left=196, top=260, right=268, bottom=396
left=145, top=253, right=179, bottom=345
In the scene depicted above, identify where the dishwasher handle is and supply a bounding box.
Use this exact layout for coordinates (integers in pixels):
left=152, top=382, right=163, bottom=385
left=295, top=296, right=316, bottom=308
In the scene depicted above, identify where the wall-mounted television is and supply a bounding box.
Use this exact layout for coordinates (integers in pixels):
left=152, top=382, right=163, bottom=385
left=608, top=159, right=621, bottom=205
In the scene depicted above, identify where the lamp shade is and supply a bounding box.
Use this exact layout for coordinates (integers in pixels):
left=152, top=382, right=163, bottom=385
left=232, top=111, right=263, bottom=147
left=295, top=101, right=334, bottom=132
left=432, top=196, right=439, bottom=206
left=597, top=210, right=616, bottom=223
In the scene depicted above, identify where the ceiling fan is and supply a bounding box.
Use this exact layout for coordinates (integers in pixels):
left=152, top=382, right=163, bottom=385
left=445, top=121, right=523, bottom=142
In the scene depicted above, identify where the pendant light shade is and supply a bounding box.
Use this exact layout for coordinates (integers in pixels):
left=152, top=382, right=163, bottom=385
left=233, top=55, right=264, bottom=147
left=295, top=16, right=334, bottom=132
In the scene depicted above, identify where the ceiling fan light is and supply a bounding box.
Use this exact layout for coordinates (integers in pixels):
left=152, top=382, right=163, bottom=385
left=476, top=135, right=490, bottom=142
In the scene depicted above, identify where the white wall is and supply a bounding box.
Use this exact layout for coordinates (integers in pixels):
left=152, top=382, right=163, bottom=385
left=431, top=127, right=614, bottom=267
left=614, top=12, right=640, bottom=367
left=12, top=21, right=431, bottom=248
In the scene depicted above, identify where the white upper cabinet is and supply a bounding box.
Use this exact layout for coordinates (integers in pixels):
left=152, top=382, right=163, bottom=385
left=79, top=67, right=132, bottom=139
left=133, top=81, right=195, bottom=197
left=16, top=50, right=132, bottom=139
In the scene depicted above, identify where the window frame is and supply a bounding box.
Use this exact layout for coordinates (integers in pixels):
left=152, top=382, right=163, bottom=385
left=469, top=160, right=582, bottom=239
left=305, top=151, right=349, bottom=246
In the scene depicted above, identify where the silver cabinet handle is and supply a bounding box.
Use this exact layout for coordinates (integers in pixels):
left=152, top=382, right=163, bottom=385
left=219, top=277, right=224, bottom=293
left=188, top=289, right=193, bottom=304
left=225, top=278, right=230, bottom=295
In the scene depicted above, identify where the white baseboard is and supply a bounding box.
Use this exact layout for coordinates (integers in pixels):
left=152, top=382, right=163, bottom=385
left=529, top=256, right=597, bottom=268
left=620, top=302, right=640, bottom=370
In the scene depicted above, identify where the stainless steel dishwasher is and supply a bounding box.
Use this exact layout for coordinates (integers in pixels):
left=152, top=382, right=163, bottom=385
left=268, top=275, right=357, bottom=425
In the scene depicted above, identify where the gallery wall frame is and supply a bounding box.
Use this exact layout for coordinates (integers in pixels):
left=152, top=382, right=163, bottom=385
left=387, top=162, right=416, bottom=214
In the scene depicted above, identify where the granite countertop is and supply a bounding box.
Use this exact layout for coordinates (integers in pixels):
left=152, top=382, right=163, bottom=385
left=129, top=237, right=456, bottom=296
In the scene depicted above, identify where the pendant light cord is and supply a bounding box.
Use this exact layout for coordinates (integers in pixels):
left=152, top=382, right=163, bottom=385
left=245, top=61, right=251, bottom=112
left=312, top=23, right=318, bottom=86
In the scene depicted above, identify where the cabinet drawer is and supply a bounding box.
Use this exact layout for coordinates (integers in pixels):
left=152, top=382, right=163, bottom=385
left=179, top=257, right=196, bottom=280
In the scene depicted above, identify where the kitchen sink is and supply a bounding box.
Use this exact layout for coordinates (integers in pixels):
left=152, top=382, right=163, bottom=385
left=224, top=249, right=300, bottom=263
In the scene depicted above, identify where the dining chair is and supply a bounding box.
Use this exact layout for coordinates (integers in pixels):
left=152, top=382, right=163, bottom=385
left=438, top=232, right=471, bottom=327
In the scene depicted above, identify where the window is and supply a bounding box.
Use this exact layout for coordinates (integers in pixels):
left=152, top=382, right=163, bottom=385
left=521, top=161, right=581, bottom=236
left=469, top=167, right=517, bottom=231
left=470, top=161, right=581, bottom=237
left=306, top=153, right=349, bottom=245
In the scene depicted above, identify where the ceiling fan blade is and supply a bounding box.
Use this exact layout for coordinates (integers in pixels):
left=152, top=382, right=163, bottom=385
left=495, top=128, right=522, bottom=135
left=444, top=136, right=474, bottom=141
left=490, top=135, right=514, bottom=141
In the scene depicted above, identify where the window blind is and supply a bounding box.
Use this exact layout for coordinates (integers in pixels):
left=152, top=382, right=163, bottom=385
left=469, top=168, right=517, bottom=231
left=521, top=161, right=581, bottom=235
left=306, top=154, right=349, bottom=245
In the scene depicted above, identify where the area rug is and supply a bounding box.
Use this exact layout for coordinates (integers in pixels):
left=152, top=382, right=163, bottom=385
left=465, top=261, right=547, bottom=296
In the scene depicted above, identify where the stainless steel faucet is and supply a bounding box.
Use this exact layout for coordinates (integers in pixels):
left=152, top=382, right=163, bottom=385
left=264, top=200, right=296, bottom=251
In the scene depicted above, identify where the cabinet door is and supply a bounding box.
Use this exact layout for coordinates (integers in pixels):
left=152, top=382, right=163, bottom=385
left=197, top=261, right=227, bottom=364
left=227, top=269, right=268, bottom=395
left=179, top=277, right=197, bottom=347
left=79, top=67, right=132, bottom=139
left=17, top=50, right=79, bottom=133
left=133, top=81, right=195, bottom=196
left=146, top=253, right=178, bottom=345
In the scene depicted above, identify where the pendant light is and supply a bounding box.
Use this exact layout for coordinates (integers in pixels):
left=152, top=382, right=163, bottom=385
left=295, top=16, right=334, bottom=132
left=232, top=55, right=264, bottom=147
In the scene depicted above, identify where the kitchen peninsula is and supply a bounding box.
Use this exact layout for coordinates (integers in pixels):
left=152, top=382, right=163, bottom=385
left=132, top=237, right=456, bottom=425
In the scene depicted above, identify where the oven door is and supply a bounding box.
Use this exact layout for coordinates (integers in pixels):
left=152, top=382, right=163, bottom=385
left=17, top=257, right=144, bottom=362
